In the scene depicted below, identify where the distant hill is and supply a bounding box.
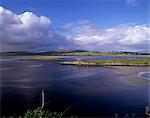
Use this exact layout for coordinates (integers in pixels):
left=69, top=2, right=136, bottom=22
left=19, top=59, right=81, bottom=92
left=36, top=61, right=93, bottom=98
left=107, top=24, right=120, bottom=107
left=0, top=51, right=35, bottom=56
left=137, top=50, right=150, bottom=55
left=0, top=50, right=149, bottom=56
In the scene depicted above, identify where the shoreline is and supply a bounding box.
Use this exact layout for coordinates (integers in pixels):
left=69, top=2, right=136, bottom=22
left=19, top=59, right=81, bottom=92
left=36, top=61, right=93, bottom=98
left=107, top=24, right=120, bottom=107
left=137, top=71, right=150, bottom=80
left=60, top=62, right=150, bottom=66
left=60, top=58, right=150, bottom=66
left=111, top=66, right=150, bottom=84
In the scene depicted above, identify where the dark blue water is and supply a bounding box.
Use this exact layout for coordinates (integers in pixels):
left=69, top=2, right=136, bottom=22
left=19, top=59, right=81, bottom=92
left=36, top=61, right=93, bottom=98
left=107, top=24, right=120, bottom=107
left=0, top=56, right=150, bottom=117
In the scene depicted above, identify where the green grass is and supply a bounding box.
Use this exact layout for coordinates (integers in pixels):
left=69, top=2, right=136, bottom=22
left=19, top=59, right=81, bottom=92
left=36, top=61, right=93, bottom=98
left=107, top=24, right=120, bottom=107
left=62, top=52, right=131, bottom=56
left=23, top=106, right=77, bottom=118
left=87, top=58, right=150, bottom=65
left=61, top=58, right=150, bottom=66
left=86, top=58, right=150, bottom=65
left=24, top=107, right=64, bottom=118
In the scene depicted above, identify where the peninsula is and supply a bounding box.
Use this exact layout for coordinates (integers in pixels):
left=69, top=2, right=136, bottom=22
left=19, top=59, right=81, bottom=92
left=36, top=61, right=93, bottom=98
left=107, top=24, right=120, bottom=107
left=60, top=58, right=150, bottom=66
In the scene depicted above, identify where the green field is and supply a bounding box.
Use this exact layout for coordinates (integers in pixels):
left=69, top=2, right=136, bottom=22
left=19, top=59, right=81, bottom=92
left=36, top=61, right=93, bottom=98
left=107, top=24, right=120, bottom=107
left=1, top=50, right=149, bottom=56
left=61, top=58, right=150, bottom=66
left=62, top=52, right=132, bottom=56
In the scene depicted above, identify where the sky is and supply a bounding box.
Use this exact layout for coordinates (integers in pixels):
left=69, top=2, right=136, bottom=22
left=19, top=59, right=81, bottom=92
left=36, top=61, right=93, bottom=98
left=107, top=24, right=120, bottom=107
left=0, top=0, right=149, bottom=52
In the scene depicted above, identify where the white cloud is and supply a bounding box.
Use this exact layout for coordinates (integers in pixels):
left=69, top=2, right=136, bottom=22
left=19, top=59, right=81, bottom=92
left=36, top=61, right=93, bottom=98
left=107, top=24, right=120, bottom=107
left=127, top=0, right=138, bottom=6
left=118, top=25, right=150, bottom=45
left=0, top=7, right=149, bottom=52
left=0, top=6, right=72, bottom=51
left=60, top=22, right=150, bottom=51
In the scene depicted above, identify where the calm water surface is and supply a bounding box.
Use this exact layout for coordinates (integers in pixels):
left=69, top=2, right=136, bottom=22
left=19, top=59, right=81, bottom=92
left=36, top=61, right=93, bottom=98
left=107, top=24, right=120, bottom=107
left=0, top=56, right=150, bottom=117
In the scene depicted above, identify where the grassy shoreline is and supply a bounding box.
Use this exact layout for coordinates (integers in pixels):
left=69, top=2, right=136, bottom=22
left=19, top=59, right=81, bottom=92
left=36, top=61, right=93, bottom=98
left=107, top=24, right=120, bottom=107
left=60, top=58, right=150, bottom=66
left=1, top=51, right=150, bottom=56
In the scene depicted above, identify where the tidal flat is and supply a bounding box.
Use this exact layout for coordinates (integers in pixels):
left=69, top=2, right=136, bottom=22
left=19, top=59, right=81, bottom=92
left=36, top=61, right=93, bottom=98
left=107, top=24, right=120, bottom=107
left=111, top=66, right=150, bottom=84
left=19, top=56, right=63, bottom=61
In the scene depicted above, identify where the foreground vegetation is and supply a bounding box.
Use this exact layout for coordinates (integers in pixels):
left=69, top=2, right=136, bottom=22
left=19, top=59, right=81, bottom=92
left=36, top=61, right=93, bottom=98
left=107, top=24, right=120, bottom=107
left=24, top=90, right=75, bottom=118
left=61, top=58, right=150, bottom=66
left=2, top=89, right=150, bottom=118
left=24, top=107, right=76, bottom=118
left=4, top=105, right=149, bottom=118
left=24, top=107, right=64, bottom=118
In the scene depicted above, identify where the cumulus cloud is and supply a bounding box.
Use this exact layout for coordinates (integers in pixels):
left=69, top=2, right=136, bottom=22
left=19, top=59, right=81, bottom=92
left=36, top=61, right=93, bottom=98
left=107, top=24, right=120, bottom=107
left=0, top=6, right=149, bottom=52
left=0, top=6, right=72, bottom=51
left=127, top=0, right=139, bottom=6
left=60, top=21, right=150, bottom=51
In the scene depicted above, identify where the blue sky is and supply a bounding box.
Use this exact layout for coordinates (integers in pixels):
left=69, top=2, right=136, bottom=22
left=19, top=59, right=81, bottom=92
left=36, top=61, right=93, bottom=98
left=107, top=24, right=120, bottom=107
left=1, top=0, right=149, bottom=29
left=0, top=0, right=149, bottom=51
